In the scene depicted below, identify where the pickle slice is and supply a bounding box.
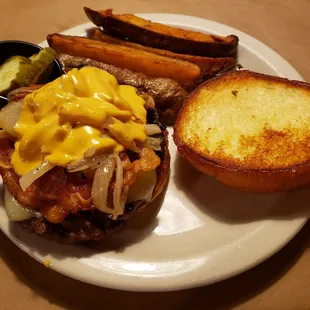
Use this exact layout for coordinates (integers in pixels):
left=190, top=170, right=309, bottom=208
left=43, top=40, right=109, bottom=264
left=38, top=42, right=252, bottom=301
left=28, top=47, right=57, bottom=84
left=0, top=47, right=57, bottom=97
left=0, top=56, right=31, bottom=96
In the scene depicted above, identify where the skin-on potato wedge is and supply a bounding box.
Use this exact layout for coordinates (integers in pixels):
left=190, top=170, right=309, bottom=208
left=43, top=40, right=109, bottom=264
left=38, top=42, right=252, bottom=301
left=47, top=34, right=201, bottom=88
left=90, top=29, right=237, bottom=76
left=84, top=7, right=239, bottom=57
left=57, top=53, right=188, bottom=125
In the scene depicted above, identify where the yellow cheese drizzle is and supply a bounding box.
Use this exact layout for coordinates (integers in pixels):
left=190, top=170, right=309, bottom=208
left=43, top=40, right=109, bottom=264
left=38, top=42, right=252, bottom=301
left=12, top=67, right=147, bottom=176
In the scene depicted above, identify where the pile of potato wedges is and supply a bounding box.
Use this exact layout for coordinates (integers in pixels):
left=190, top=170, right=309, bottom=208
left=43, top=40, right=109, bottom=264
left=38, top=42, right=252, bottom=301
left=48, top=7, right=239, bottom=124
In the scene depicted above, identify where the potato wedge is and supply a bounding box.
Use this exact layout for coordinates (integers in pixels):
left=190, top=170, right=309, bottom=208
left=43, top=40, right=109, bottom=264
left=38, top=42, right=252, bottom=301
left=90, top=29, right=237, bottom=76
left=84, top=8, right=238, bottom=57
left=47, top=34, right=201, bottom=88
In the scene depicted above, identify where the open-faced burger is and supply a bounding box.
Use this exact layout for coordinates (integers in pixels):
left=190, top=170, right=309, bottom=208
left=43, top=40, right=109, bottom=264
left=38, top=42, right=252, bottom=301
left=0, top=67, right=170, bottom=243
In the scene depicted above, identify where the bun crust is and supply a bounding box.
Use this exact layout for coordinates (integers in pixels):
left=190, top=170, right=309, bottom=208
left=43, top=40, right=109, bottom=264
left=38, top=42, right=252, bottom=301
left=174, top=70, right=310, bottom=192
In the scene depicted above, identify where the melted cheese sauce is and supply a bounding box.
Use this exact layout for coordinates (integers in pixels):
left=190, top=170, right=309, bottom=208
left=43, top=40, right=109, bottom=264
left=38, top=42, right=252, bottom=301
left=12, top=67, right=147, bottom=176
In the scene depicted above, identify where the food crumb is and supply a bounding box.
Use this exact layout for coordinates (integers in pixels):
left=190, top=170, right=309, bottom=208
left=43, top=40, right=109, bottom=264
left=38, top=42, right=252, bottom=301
left=231, top=90, right=238, bottom=97
left=44, top=258, right=51, bottom=268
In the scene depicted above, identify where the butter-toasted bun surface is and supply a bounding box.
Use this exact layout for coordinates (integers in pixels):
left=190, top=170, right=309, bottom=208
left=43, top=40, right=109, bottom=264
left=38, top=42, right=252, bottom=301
left=174, top=70, right=310, bottom=192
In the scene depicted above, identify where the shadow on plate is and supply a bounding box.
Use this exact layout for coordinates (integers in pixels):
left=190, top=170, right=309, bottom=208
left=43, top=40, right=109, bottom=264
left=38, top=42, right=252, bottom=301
left=174, top=154, right=310, bottom=223
left=1, top=220, right=309, bottom=310
left=5, top=183, right=167, bottom=260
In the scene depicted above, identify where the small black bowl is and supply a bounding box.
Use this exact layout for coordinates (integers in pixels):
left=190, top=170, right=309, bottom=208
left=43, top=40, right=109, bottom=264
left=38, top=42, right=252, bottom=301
left=0, top=40, right=63, bottom=106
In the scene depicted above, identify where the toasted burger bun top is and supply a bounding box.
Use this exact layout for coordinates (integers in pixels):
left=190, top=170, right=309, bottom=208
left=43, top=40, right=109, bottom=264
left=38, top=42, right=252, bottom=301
left=174, top=70, right=310, bottom=192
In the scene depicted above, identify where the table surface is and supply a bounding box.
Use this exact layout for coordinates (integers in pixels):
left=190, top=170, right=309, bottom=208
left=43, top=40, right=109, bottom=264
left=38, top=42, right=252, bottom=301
left=0, top=0, right=310, bottom=309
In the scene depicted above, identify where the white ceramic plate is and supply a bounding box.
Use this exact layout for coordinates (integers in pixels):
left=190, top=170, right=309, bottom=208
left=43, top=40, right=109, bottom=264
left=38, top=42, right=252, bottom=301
left=0, top=14, right=309, bottom=292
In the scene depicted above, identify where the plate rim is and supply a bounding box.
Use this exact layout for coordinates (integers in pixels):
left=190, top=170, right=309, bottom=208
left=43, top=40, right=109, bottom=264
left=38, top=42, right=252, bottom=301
left=1, top=13, right=308, bottom=292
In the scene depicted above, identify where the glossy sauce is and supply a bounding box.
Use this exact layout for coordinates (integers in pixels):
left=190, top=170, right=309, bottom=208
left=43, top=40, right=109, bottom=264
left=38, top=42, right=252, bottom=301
left=12, top=67, right=147, bottom=176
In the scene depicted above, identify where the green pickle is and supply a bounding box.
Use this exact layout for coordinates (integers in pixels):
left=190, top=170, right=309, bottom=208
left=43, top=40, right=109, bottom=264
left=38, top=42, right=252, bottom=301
left=0, top=47, right=57, bottom=96
left=0, top=56, right=31, bottom=96
left=27, top=47, right=57, bottom=84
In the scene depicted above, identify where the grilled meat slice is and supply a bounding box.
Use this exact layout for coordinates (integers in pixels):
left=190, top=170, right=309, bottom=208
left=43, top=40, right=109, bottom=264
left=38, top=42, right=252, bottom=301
left=57, top=53, right=188, bottom=125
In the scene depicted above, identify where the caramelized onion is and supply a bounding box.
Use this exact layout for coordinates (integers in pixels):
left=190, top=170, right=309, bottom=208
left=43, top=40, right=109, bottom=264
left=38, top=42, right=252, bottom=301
left=84, top=146, right=96, bottom=157
left=0, top=129, right=14, bottom=140
left=19, top=161, right=54, bottom=191
left=4, top=186, right=41, bottom=221
left=67, top=153, right=108, bottom=172
left=91, top=155, right=115, bottom=214
left=104, top=117, right=139, bottom=152
left=127, top=170, right=157, bottom=203
left=112, top=154, right=125, bottom=219
left=145, top=137, right=162, bottom=151
left=145, top=124, right=162, bottom=136
left=0, top=100, right=23, bottom=136
left=130, top=142, right=139, bottom=153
